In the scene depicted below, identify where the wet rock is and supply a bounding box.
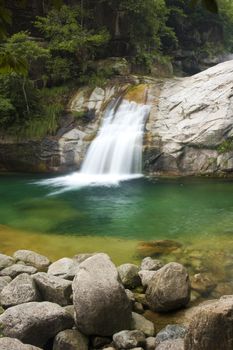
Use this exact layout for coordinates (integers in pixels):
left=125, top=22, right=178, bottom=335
left=138, top=270, right=157, bottom=287
left=184, top=295, right=233, bottom=350
left=145, top=337, right=156, bottom=350
left=131, top=312, right=155, bottom=336
left=155, top=325, right=187, bottom=346
left=140, top=257, right=163, bottom=271
left=191, top=273, right=217, bottom=296
left=0, top=273, right=40, bottom=308
left=73, top=253, right=132, bottom=336
left=0, top=301, right=74, bottom=347
left=118, top=263, right=141, bottom=289
left=13, top=250, right=50, bottom=271
left=0, top=254, right=14, bottom=270
left=113, top=330, right=146, bottom=349
left=146, top=262, right=190, bottom=312
left=211, top=282, right=233, bottom=298
left=0, top=276, right=11, bottom=293
left=0, top=263, right=37, bottom=278
left=48, top=258, right=79, bottom=280
left=0, top=337, right=42, bottom=350
left=156, top=339, right=184, bottom=350
left=33, top=272, right=72, bottom=306
left=138, top=240, right=182, bottom=257
left=53, top=329, right=89, bottom=350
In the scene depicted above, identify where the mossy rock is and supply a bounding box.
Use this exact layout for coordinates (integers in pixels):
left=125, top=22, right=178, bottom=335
left=124, top=84, right=148, bottom=104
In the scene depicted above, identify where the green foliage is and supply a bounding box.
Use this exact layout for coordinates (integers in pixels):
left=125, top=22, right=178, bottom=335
left=0, top=95, right=15, bottom=126
left=217, top=138, right=233, bottom=153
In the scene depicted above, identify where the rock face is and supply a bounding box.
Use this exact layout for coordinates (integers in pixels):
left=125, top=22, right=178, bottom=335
left=72, top=253, right=132, bottom=336
left=13, top=250, right=50, bottom=271
left=184, top=295, right=233, bottom=350
left=0, top=301, right=74, bottom=347
left=146, top=262, right=190, bottom=312
left=0, top=273, right=40, bottom=307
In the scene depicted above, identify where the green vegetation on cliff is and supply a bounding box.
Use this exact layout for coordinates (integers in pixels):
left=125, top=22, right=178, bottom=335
left=0, top=0, right=233, bottom=137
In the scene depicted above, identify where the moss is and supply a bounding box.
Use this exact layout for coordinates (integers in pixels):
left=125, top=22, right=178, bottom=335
left=124, top=84, right=148, bottom=104
left=217, top=138, right=233, bottom=153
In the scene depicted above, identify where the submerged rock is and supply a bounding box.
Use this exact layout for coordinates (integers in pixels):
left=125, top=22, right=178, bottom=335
left=0, top=273, right=40, bottom=307
left=0, top=301, right=74, bottom=347
left=72, top=253, right=132, bottom=336
left=118, top=263, right=141, bottom=289
left=137, top=240, right=182, bottom=257
left=13, top=250, right=50, bottom=271
left=184, top=295, right=233, bottom=350
left=113, top=330, right=146, bottom=349
left=146, top=262, right=190, bottom=312
left=191, top=273, right=217, bottom=296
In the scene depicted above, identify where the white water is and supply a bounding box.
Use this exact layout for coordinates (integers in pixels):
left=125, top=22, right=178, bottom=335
left=38, top=99, right=150, bottom=192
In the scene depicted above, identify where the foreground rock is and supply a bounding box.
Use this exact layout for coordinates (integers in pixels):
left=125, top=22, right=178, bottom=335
left=0, top=338, right=42, bottom=350
left=48, top=258, right=79, bottom=280
left=140, top=257, right=163, bottom=271
left=155, top=325, right=187, bottom=346
left=0, top=276, right=11, bottom=293
left=184, top=295, right=233, bottom=350
left=0, top=263, right=37, bottom=278
left=0, top=273, right=40, bottom=307
left=53, top=329, right=89, bottom=350
left=131, top=312, right=155, bottom=336
left=118, top=263, right=141, bottom=289
left=0, top=254, right=14, bottom=270
left=155, top=339, right=184, bottom=350
left=146, top=262, right=190, bottom=312
left=33, top=272, right=72, bottom=306
left=73, top=253, right=132, bottom=336
left=0, top=301, right=74, bottom=347
left=13, top=250, right=50, bottom=271
left=113, top=330, right=146, bottom=349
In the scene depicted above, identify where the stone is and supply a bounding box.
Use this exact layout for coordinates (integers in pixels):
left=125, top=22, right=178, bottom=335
left=48, top=258, right=79, bottom=280
left=0, top=273, right=40, bottom=307
left=53, top=329, right=89, bottom=350
left=73, top=253, right=96, bottom=264
left=125, top=289, right=135, bottom=303
left=138, top=270, right=157, bottom=287
left=13, top=250, right=50, bottom=271
left=146, top=262, right=190, bottom=312
left=140, top=257, right=163, bottom=271
left=133, top=302, right=144, bottom=314
left=113, top=330, right=146, bottom=349
left=73, top=253, right=132, bottom=336
left=0, top=254, right=14, bottom=270
left=145, top=337, right=156, bottom=350
left=33, top=272, right=72, bottom=306
left=137, top=240, right=182, bottom=257
left=0, top=264, right=37, bottom=278
left=0, top=276, right=11, bottom=293
left=118, top=263, right=141, bottom=289
left=155, top=325, right=187, bottom=346
left=155, top=339, right=184, bottom=350
left=131, top=312, right=155, bottom=336
left=0, top=301, right=74, bottom=347
left=63, top=305, right=75, bottom=321
left=191, top=273, right=217, bottom=296
left=184, top=295, right=233, bottom=350
left=91, top=336, right=112, bottom=348
left=0, top=338, right=42, bottom=350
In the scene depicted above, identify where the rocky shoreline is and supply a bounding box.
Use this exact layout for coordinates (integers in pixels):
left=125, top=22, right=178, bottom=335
left=0, top=250, right=232, bottom=349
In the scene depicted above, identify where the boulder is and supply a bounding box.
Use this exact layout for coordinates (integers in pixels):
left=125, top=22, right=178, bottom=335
left=48, top=258, right=79, bottom=280
left=0, top=264, right=37, bottom=278
left=140, top=257, right=163, bottom=271
left=184, top=295, right=233, bottom=350
left=72, top=253, right=132, bottom=336
left=131, top=312, right=155, bottom=336
left=113, top=330, right=146, bottom=349
left=138, top=270, right=157, bottom=287
left=0, top=301, right=74, bottom=347
left=33, top=272, right=72, bottom=306
left=0, top=254, right=14, bottom=270
left=0, top=273, right=40, bottom=307
left=145, top=337, right=156, bottom=350
left=155, top=325, right=187, bottom=346
left=133, top=302, right=144, bottom=314
left=0, top=337, right=42, bottom=350
left=146, top=262, right=190, bottom=312
left=53, top=329, right=89, bottom=350
left=13, top=250, right=50, bottom=271
left=155, top=339, right=184, bottom=350
left=0, top=276, right=11, bottom=293
left=118, top=264, right=141, bottom=289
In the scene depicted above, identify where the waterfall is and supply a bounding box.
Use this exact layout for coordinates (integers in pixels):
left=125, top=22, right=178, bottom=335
left=38, top=99, right=150, bottom=191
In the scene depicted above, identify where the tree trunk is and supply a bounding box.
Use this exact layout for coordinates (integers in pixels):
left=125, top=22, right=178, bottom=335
left=22, top=76, right=30, bottom=115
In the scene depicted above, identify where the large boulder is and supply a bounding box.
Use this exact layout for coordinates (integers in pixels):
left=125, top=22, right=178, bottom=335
left=146, top=262, right=190, bottom=312
left=184, top=295, right=233, bottom=350
left=53, top=329, right=89, bottom=350
left=72, top=253, right=132, bottom=336
left=113, top=330, right=146, bottom=349
left=0, top=338, right=42, bottom=350
left=0, top=273, right=40, bottom=308
left=0, top=301, right=74, bottom=347
left=118, top=263, right=141, bottom=289
left=0, top=254, right=14, bottom=270
left=0, top=264, right=37, bottom=278
left=48, top=258, right=79, bottom=280
left=13, top=250, right=50, bottom=271
left=33, top=272, right=72, bottom=306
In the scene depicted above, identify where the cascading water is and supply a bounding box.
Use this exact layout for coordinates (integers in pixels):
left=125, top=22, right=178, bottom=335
left=38, top=99, right=150, bottom=192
